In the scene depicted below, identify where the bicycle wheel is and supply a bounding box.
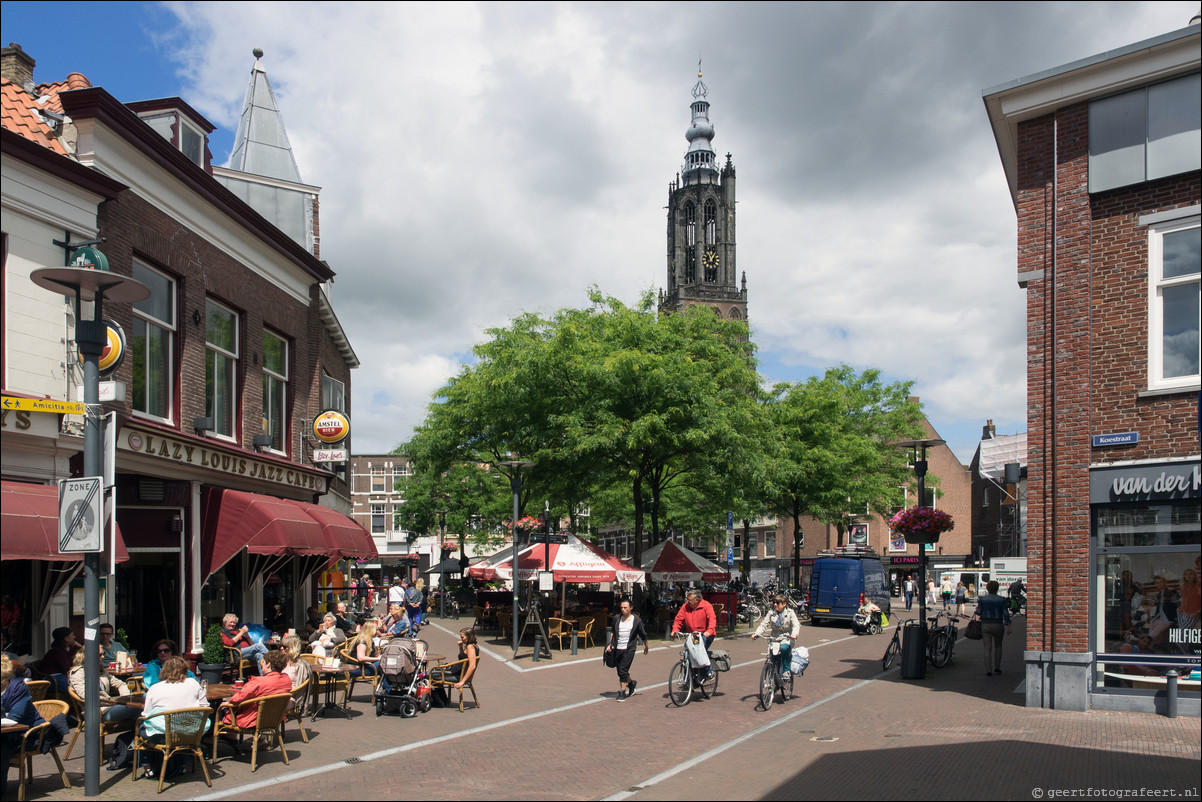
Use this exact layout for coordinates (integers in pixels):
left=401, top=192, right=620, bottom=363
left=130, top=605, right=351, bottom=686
left=781, top=668, right=794, bottom=702
left=929, top=631, right=950, bottom=668
left=668, top=661, right=692, bottom=707
left=882, top=636, right=900, bottom=670
left=698, top=663, right=718, bottom=699
left=937, top=630, right=955, bottom=667
left=759, top=661, right=776, bottom=710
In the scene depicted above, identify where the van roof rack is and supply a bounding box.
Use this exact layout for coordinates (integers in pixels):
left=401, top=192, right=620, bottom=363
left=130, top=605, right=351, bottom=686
left=816, top=544, right=880, bottom=558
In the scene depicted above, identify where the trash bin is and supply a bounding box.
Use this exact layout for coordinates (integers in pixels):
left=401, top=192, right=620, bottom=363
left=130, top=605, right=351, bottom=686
left=901, top=624, right=926, bottom=679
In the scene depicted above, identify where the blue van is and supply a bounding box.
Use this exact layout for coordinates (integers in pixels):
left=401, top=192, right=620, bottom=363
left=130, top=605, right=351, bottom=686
left=807, top=548, right=892, bottom=626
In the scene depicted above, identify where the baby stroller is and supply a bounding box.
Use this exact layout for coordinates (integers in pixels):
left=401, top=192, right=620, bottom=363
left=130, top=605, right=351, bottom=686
left=852, top=602, right=887, bottom=635
left=375, top=637, right=431, bottom=718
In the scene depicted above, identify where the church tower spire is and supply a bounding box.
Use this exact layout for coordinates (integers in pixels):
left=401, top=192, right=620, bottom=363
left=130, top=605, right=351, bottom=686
left=660, top=64, right=747, bottom=323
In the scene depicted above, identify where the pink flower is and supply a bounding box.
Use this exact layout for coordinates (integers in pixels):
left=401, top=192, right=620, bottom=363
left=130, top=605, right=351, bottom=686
left=889, top=506, right=954, bottom=537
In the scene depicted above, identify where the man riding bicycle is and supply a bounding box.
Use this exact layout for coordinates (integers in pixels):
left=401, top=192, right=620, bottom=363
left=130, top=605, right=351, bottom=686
left=671, top=590, right=717, bottom=677
left=751, top=594, right=800, bottom=680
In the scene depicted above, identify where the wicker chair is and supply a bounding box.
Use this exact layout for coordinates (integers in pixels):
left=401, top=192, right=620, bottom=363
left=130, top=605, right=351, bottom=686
left=22, top=680, right=50, bottom=702
left=65, top=686, right=135, bottom=760
left=224, top=645, right=254, bottom=682
left=496, top=610, right=512, bottom=640
left=576, top=618, right=597, bottom=649
left=131, top=707, right=212, bottom=793
left=546, top=618, right=572, bottom=650
left=429, top=656, right=479, bottom=713
left=8, top=699, right=72, bottom=801
left=282, top=674, right=312, bottom=744
left=338, top=640, right=379, bottom=705
left=212, top=692, right=292, bottom=772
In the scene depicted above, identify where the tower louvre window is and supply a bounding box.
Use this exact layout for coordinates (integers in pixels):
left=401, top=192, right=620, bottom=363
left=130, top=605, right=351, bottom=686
left=704, top=199, right=717, bottom=245
left=685, top=202, right=697, bottom=283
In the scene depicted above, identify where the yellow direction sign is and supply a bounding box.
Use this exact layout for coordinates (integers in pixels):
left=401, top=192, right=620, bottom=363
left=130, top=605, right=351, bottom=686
left=1, top=395, right=85, bottom=415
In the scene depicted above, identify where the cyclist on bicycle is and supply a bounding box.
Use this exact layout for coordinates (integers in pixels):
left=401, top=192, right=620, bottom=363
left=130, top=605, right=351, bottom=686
left=671, top=590, right=717, bottom=676
left=751, top=594, right=800, bottom=680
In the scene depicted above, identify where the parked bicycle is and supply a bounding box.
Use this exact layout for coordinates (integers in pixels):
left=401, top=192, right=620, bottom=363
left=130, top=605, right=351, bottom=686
left=668, top=632, right=718, bottom=707
left=881, top=617, right=921, bottom=671
left=758, top=635, right=794, bottom=710
left=926, top=612, right=961, bottom=668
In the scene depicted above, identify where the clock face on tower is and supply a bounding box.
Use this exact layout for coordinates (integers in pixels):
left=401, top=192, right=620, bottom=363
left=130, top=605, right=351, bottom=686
left=703, top=248, right=719, bottom=269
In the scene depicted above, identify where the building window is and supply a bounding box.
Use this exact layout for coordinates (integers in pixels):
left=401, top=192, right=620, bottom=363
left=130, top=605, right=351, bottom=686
left=321, top=373, right=345, bottom=412
left=180, top=118, right=205, bottom=168
left=684, top=202, right=697, bottom=284
left=1089, top=72, right=1201, bottom=193
left=205, top=299, right=239, bottom=439
left=393, top=464, right=410, bottom=481
left=1147, top=215, right=1200, bottom=390
left=704, top=199, right=717, bottom=245
left=371, top=465, right=386, bottom=493
left=262, top=331, right=288, bottom=451
left=130, top=261, right=174, bottom=421
left=371, top=503, right=385, bottom=534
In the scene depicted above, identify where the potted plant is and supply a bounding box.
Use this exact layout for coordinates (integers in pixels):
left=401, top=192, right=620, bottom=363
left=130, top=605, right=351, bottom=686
left=889, top=506, right=955, bottom=545
left=197, top=623, right=228, bottom=685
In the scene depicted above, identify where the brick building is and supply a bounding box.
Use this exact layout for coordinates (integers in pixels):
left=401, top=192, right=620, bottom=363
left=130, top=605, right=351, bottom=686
left=1, top=46, right=371, bottom=657
left=984, top=20, right=1200, bottom=713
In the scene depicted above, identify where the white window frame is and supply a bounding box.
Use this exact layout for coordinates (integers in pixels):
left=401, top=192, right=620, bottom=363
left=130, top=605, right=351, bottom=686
left=261, top=331, right=288, bottom=453
left=205, top=299, right=239, bottom=441
left=1146, top=210, right=1201, bottom=392
left=371, top=503, right=386, bottom=534
left=180, top=117, right=205, bottom=168
left=130, top=261, right=175, bottom=423
left=371, top=465, right=386, bottom=493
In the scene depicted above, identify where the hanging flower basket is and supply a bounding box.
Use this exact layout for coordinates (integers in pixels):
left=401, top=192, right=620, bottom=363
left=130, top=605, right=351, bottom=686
left=889, top=506, right=954, bottom=545
left=505, top=515, right=542, bottom=537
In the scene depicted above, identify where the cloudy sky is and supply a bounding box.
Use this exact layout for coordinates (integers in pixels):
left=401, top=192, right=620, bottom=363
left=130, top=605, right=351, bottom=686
left=6, top=1, right=1199, bottom=463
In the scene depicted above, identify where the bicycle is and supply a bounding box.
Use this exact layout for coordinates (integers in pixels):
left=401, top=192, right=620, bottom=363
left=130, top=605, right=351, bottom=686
left=881, top=617, right=923, bottom=671
left=926, top=612, right=961, bottom=668
left=668, top=632, right=718, bottom=707
left=757, top=635, right=794, bottom=711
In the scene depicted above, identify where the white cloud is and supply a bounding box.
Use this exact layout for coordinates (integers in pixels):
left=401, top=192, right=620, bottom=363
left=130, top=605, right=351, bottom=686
left=146, top=0, right=1197, bottom=463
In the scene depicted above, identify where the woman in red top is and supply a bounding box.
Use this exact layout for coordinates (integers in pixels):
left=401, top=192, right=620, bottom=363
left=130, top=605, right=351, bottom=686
left=220, top=649, right=292, bottom=728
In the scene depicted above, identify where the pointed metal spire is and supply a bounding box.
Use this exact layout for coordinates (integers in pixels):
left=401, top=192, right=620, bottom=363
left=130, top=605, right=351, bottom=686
left=682, top=58, right=717, bottom=186
left=225, top=48, right=302, bottom=183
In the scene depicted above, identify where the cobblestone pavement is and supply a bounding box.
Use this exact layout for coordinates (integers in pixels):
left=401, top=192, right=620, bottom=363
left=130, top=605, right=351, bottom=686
left=7, top=611, right=1199, bottom=801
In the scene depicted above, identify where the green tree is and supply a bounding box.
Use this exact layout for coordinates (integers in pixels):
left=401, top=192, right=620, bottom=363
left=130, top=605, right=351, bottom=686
left=762, top=366, right=925, bottom=587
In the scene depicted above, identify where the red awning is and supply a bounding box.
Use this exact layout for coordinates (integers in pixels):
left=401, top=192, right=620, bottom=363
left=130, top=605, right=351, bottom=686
left=201, top=488, right=331, bottom=578
left=293, top=500, right=378, bottom=561
left=1, top=481, right=128, bottom=562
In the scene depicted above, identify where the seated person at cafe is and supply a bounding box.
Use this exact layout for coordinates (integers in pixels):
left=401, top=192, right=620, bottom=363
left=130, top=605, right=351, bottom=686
left=40, top=626, right=78, bottom=693
left=220, top=649, right=292, bottom=728
left=378, top=604, right=411, bottom=639
left=221, top=613, right=269, bottom=671
left=2, top=654, right=46, bottom=798
left=280, top=635, right=312, bottom=710
left=264, top=603, right=287, bottom=635
left=69, top=643, right=139, bottom=722
left=302, top=606, right=323, bottom=640
left=333, top=601, right=356, bottom=633
left=345, top=622, right=380, bottom=681
left=308, top=613, right=346, bottom=658
left=138, top=655, right=208, bottom=779
left=97, top=623, right=129, bottom=664
left=142, top=639, right=194, bottom=688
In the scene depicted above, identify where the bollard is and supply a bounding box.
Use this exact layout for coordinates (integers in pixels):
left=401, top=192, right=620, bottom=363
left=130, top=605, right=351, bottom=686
left=1165, top=669, right=1178, bottom=718
left=664, top=622, right=671, bottom=641
left=571, top=631, right=578, bottom=655
left=533, top=635, right=542, bottom=663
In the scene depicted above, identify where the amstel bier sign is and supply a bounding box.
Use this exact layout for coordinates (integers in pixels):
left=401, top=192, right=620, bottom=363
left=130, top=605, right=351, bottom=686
left=312, top=409, right=350, bottom=444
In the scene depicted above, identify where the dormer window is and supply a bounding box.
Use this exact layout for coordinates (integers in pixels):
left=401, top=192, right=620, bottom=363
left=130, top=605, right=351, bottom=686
left=180, top=118, right=204, bottom=167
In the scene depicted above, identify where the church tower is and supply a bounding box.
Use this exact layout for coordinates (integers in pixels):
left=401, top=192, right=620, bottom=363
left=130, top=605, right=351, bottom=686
left=659, top=67, right=746, bottom=322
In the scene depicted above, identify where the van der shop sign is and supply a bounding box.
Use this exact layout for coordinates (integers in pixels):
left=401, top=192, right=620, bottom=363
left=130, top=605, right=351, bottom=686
left=1090, top=462, right=1201, bottom=504
left=120, top=428, right=327, bottom=493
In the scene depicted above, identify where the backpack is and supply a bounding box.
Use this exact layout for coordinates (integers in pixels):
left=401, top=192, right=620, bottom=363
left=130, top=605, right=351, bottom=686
left=106, top=731, right=135, bottom=771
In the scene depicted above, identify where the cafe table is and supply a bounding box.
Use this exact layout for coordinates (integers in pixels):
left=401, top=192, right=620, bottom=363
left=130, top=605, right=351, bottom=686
left=312, top=663, right=352, bottom=721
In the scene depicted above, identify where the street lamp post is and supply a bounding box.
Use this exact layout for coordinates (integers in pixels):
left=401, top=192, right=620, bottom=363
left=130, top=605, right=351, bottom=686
left=437, top=509, right=448, bottom=618
left=896, top=437, right=945, bottom=681
left=31, top=249, right=148, bottom=797
left=498, top=460, right=535, bottom=655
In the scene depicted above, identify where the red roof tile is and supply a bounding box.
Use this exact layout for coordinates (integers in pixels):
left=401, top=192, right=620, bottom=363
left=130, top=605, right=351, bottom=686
left=0, top=77, right=68, bottom=155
